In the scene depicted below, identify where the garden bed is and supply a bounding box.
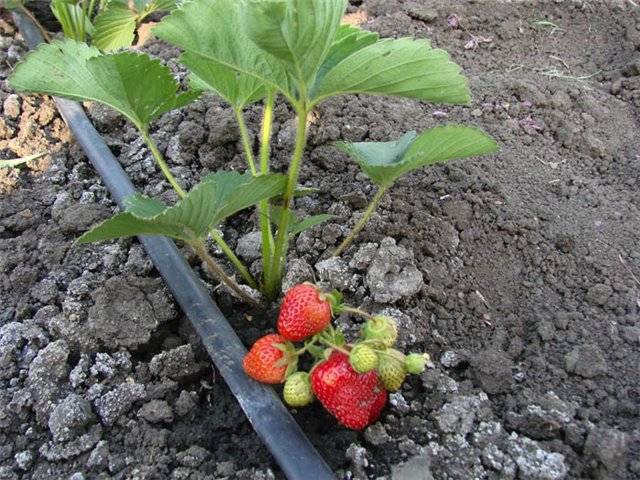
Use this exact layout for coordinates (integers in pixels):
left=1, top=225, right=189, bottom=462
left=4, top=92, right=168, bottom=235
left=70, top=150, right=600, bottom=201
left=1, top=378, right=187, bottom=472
left=1, top=1, right=639, bottom=479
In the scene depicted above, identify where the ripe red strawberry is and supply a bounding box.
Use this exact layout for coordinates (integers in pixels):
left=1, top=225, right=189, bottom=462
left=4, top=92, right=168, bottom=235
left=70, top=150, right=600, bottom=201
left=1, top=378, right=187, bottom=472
left=311, top=351, right=387, bottom=430
left=277, top=283, right=333, bottom=341
left=243, top=334, right=296, bottom=384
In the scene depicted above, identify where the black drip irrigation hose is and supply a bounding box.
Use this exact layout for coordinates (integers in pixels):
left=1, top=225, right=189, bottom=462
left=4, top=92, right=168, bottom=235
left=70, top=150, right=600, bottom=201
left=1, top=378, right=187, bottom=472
left=12, top=11, right=335, bottom=480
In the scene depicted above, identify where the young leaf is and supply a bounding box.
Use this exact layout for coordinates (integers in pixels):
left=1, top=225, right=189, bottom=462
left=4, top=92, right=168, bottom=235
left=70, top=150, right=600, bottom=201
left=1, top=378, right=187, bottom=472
left=50, top=0, right=94, bottom=41
left=337, top=126, right=498, bottom=188
left=244, top=0, right=346, bottom=88
left=153, top=0, right=295, bottom=101
left=311, top=38, right=470, bottom=105
left=92, top=2, right=137, bottom=51
left=77, top=172, right=286, bottom=244
left=9, top=40, right=199, bottom=130
left=184, top=52, right=266, bottom=109
left=270, top=206, right=334, bottom=235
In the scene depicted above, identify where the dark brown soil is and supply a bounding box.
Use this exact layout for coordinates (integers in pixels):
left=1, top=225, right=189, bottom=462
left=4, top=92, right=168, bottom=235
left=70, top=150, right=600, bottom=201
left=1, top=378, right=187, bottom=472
left=1, top=1, right=639, bottom=479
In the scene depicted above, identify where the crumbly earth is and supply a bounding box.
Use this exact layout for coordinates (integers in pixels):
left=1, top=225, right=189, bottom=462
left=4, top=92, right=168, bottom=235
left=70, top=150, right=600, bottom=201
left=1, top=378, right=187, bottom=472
left=1, top=1, right=639, bottom=479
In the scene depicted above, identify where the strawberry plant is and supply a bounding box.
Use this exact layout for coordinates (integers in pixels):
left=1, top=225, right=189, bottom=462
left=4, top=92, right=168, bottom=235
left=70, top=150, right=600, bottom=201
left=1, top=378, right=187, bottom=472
left=9, top=0, right=498, bottom=304
left=244, top=283, right=430, bottom=430
left=152, top=0, right=498, bottom=299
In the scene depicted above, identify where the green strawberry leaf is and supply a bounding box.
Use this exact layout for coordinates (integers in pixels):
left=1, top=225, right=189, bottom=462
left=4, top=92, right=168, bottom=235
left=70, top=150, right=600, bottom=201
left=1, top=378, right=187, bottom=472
left=134, top=0, right=179, bottom=14
left=77, top=171, right=287, bottom=244
left=244, top=0, right=346, bottom=88
left=291, top=214, right=335, bottom=236
left=9, top=40, right=199, bottom=130
left=92, top=3, right=137, bottom=51
left=314, top=24, right=378, bottom=89
left=311, top=37, right=470, bottom=105
left=123, top=193, right=166, bottom=217
left=270, top=206, right=334, bottom=236
left=154, top=0, right=296, bottom=102
left=184, top=52, right=267, bottom=109
left=92, top=0, right=179, bottom=51
left=337, top=125, right=498, bottom=188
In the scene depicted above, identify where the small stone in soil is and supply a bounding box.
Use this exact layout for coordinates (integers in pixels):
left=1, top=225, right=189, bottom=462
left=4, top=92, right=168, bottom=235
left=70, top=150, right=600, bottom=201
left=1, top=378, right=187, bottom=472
left=469, top=349, right=514, bottom=394
left=137, top=399, right=174, bottom=424
left=365, top=237, right=424, bottom=303
left=236, top=231, right=262, bottom=261
left=315, top=257, right=359, bottom=291
left=176, top=445, right=210, bottom=468
left=281, top=258, right=314, bottom=292
left=584, top=426, right=629, bottom=474
left=149, top=344, right=203, bottom=382
left=94, top=383, right=145, bottom=427
left=564, top=345, right=608, bottom=378
left=174, top=390, right=198, bottom=417
left=48, top=393, right=96, bottom=443
left=3, top=94, right=20, bottom=119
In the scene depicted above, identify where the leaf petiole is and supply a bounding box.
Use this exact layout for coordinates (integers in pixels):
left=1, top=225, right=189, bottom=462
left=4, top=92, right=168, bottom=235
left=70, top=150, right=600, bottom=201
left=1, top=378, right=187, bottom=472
left=141, top=129, right=187, bottom=197
left=141, top=129, right=259, bottom=290
left=333, top=186, right=386, bottom=257
left=258, top=89, right=276, bottom=282
left=234, top=108, right=257, bottom=175
left=191, top=240, right=260, bottom=308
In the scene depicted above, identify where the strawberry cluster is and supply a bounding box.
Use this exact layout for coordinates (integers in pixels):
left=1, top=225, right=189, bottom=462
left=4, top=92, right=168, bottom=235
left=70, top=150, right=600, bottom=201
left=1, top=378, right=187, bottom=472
left=243, top=283, right=430, bottom=430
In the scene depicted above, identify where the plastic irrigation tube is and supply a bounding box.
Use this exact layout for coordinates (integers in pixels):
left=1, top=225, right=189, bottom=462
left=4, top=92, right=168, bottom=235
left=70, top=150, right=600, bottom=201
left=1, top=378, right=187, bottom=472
left=13, top=11, right=335, bottom=480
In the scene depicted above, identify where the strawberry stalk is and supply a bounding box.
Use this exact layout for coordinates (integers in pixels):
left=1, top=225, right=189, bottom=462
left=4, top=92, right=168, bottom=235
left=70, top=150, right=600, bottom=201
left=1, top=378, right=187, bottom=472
left=333, top=186, right=387, bottom=257
left=265, top=106, right=309, bottom=299
left=333, top=305, right=374, bottom=320
left=234, top=108, right=258, bottom=175
left=258, top=89, right=276, bottom=287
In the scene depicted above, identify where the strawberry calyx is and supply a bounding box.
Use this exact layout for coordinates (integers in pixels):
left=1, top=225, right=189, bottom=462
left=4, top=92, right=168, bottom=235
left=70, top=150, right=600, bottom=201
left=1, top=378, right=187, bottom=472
left=272, top=340, right=300, bottom=379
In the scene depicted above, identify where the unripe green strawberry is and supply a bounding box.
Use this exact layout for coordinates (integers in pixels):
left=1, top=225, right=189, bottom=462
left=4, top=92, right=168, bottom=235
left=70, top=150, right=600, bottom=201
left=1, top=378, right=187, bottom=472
left=378, top=349, right=407, bottom=392
left=283, top=372, right=313, bottom=407
left=361, top=316, right=398, bottom=347
left=405, top=353, right=429, bottom=374
left=349, top=344, right=379, bottom=373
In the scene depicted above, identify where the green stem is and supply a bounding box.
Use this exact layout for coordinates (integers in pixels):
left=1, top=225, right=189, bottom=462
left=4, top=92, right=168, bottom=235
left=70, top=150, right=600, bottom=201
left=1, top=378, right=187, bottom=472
left=192, top=240, right=260, bottom=308
left=337, top=305, right=374, bottom=320
left=209, top=229, right=259, bottom=290
left=258, top=90, right=276, bottom=284
left=332, top=186, right=387, bottom=257
left=317, top=338, right=350, bottom=356
left=234, top=108, right=257, bottom=175
left=87, top=0, right=97, bottom=20
left=141, top=129, right=187, bottom=197
left=265, top=106, right=308, bottom=299
left=140, top=130, right=258, bottom=290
